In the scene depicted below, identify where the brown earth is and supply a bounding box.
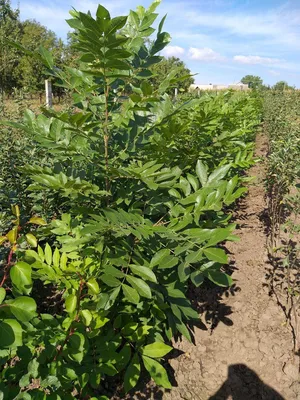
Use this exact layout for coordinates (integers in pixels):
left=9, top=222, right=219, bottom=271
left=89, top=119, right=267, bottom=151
left=161, top=133, right=300, bottom=400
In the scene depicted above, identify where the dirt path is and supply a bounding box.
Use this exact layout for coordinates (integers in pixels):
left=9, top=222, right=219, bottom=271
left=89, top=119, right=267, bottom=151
left=164, top=134, right=300, bottom=400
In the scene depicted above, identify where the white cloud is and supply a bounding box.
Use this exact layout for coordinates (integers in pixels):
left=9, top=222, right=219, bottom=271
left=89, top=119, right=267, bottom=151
left=269, top=70, right=280, bottom=76
left=162, top=45, right=185, bottom=58
left=188, top=47, right=225, bottom=62
left=173, top=4, right=300, bottom=50
left=233, top=55, right=282, bottom=65
left=186, top=12, right=276, bottom=37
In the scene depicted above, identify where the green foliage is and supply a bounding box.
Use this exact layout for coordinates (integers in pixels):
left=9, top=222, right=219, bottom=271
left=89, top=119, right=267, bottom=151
left=153, top=90, right=261, bottom=170
left=149, top=56, right=194, bottom=93
left=272, top=80, right=294, bottom=91
left=264, top=90, right=300, bottom=341
left=241, top=75, right=263, bottom=89
left=264, top=90, right=300, bottom=247
left=0, top=1, right=261, bottom=398
left=0, top=0, right=21, bottom=95
left=0, top=0, right=67, bottom=99
left=13, top=20, right=62, bottom=93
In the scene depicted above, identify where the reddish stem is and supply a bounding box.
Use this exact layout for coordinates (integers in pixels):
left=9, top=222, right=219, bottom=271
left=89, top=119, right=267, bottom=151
left=54, top=327, right=75, bottom=361
left=0, top=248, right=14, bottom=287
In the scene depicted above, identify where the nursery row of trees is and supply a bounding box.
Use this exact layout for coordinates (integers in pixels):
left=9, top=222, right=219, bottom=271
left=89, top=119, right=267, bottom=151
left=0, top=1, right=262, bottom=397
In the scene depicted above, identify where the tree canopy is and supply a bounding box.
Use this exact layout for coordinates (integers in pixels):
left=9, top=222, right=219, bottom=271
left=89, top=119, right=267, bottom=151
left=273, top=81, right=293, bottom=91
left=149, top=56, right=194, bottom=93
left=241, top=75, right=263, bottom=89
left=0, top=0, right=64, bottom=96
left=13, top=20, right=61, bottom=92
left=0, top=0, right=21, bottom=95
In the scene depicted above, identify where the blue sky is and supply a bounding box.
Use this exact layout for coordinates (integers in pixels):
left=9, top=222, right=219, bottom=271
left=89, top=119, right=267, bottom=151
left=11, top=0, right=300, bottom=86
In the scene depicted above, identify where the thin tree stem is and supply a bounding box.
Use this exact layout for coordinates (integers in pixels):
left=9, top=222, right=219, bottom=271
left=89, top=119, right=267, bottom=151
left=104, top=79, right=110, bottom=196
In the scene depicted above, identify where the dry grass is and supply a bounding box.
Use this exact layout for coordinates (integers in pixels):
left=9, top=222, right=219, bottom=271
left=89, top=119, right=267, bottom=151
left=1, top=96, right=69, bottom=118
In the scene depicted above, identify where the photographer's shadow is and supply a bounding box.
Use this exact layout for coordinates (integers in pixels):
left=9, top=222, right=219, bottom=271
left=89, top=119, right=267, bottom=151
left=209, top=364, right=285, bottom=400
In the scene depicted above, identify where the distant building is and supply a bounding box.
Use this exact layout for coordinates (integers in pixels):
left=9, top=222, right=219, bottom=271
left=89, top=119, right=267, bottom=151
left=189, top=83, right=249, bottom=92
left=228, top=83, right=249, bottom=91
left=190, top=84, right=214, bottom=91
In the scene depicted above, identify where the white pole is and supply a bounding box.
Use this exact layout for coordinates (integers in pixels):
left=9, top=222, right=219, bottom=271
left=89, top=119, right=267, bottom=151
left=174, top=88, right=178, bottom=97
left=45, top=79, right=53, bottom=108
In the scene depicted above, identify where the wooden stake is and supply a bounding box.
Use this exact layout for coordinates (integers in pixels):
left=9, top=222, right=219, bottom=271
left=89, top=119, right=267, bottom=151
left=45, top=79, right=53, bottom=108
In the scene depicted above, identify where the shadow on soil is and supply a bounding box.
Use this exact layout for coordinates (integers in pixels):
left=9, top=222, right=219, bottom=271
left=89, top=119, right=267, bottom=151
left=108, top=376, right=166, bottom=400
left=111, top=383, right=165, bottom=400
left=263, top=244, right=300, bottom=355
left=209, top=364, right=285, bottom=400
left=187, top=259, right=240, bottom=334
left=259, top=204, right=300, bottom=355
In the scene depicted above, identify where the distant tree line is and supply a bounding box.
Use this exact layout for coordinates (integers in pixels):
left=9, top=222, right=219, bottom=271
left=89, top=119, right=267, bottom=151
left=241, top=75, right=294, bottom=91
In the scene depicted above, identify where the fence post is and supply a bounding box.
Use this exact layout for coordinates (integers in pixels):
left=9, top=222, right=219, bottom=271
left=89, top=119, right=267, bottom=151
left=45, top=79, right=53, bottom=108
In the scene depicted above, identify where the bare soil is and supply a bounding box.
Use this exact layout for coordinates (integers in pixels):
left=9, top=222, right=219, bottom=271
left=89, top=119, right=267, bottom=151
left=162, top=133, right=300, bottom=400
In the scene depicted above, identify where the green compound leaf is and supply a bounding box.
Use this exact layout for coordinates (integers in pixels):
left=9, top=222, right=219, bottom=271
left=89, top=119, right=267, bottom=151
left=0, top=288, right=6, bottom=304
left=9, top=297, right=37, bottom=322
left=122, top=284, right=140, bottom=304
left=141, top=342, right=172, bottom=358
left=203, top=247, right=228, bottom=264
left=142, top=355, right=172, bottom=388
left=206, top=270, right=233, bottom=287
left=10, top=262, right=32, bottom=295
left=124, top=353, right=141, bottom=393
left=0, top=319, right=22, bottom=348
left=126, top=275, right=152, bottom=299
left=65, top=293, right=77, bottom=314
